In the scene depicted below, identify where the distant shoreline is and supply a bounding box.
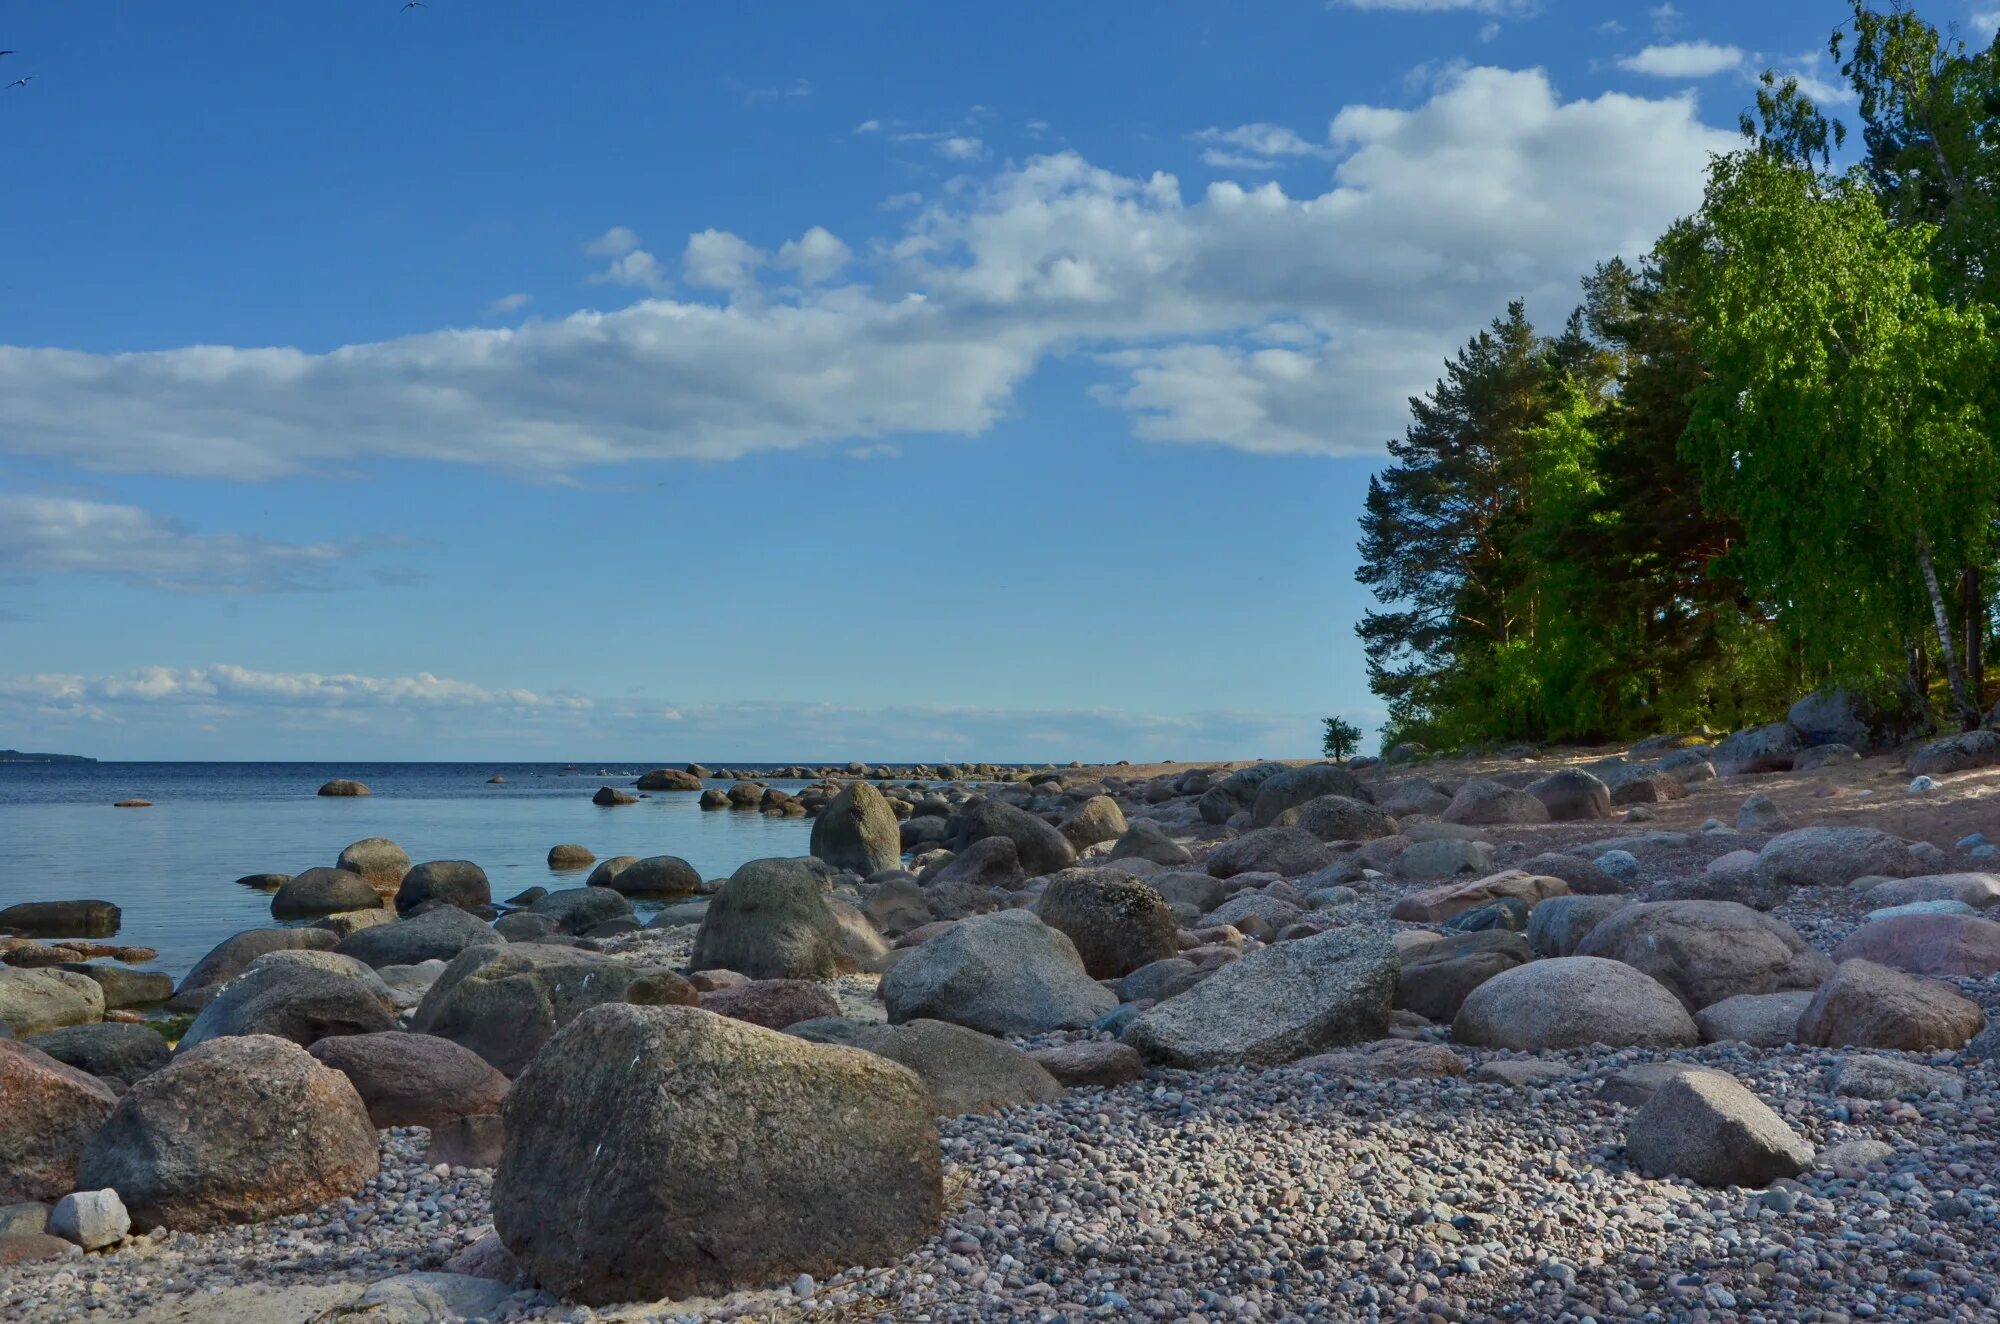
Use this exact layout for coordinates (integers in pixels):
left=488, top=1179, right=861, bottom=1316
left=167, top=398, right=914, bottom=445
left=0, top=749, right=95, bottom=764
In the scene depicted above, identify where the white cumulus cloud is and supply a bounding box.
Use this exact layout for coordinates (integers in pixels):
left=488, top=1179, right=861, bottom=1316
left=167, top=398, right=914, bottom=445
left=1617, top=41, right=1746, bottom=78
left=0, top=492, right=361, bottom=593
left=0, top=67, right=1732, bottom=476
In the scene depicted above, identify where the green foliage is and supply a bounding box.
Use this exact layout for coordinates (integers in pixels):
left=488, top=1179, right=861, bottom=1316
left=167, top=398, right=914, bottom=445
left=1321, top=716, right=1362, bottom=761
left=1353, top=5, right=2000, bottom=744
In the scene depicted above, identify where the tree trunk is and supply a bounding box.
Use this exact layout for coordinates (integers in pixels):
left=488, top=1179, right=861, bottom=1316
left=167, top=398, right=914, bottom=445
left=1965, top=566, right=1986, bottom=710
left=1917, top=531, right=1983, bottom=729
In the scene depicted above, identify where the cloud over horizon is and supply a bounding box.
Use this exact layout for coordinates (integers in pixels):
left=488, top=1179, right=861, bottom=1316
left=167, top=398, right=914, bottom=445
left=0, top=67, right=1731, bottom=481
left=0, top=663, right=1356, bottom=762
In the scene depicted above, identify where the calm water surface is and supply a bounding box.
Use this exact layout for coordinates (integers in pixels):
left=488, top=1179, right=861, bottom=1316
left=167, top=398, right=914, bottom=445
left=0, top=762, right=824, bottom=981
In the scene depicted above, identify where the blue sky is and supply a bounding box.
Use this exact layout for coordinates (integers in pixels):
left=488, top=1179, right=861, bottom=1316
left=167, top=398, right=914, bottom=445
left=0, top=1, right=1975, bottom=761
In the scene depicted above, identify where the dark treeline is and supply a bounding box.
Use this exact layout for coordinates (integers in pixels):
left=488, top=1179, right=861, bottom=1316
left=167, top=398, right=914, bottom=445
left=1357, top=2, right=2000, bottom=753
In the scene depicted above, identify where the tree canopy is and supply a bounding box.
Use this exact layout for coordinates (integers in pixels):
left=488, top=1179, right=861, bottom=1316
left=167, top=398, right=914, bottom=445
left=1354, top=1, right=2000, bottom=751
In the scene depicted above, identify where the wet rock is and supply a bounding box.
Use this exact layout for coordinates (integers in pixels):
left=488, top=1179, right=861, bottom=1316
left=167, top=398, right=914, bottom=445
left=394, top=860, right=492, bottom=915
left=0, top=901, right=120, bottom=939
left=271, top=868, right=379, bottom=921
left=336, top=838, right=411, bottom=890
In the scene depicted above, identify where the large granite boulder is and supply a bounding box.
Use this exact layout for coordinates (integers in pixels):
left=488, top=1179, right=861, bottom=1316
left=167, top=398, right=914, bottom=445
left=603, top=855, right=701, bottom=897
left=0, top=900, right=121, bottom=937
left=1757, top=827, right=1924, bottom=888
left=334, top=904, right=503, bottom=969
left=1626, top=1073, right=1813, bottom=1187
left=1150, top=871, right=1227, bottom=914
left=810, top=783, right=902, bottom=876
left=1863, top=873, right=2000, bottom=911
left=1108, top=820, right=1193, bottom=867
left=700, top=980, right=841, bottom=1031
left=1396, top=931, right=1529, bottom=1021
left=24, top=1022, right=171, bottom=1091
left=690, top=858, right=848, bottom=981
left=947, top=800, right=1076, bottom=876
left=1833, top=913, right=2000, bottom=978
left=880, top=910, right=1116, bottom=1036
left=336, top=838, right=411, bottom=890
left=1198, top=762, right=1289, bottom=825
left=0, top=1039, right=118, bottom=1202
left=1124, top=927, right=1397, bottom=1069
left=394, top=861, right=492, bottom=916
left=1695, top=991, right=1815, bottom=1047
left=1907, top=729, right=2000, bottom=777
left=1205, top=827, right=1332, bottom=880
left=925, top=836, right=1026, bottom=891
left=173, top=928, right=339, bottom=1003
left=795, top=1018, right=1064, bottom=1117
left=1035, top=870, right=1177, bottom=979
left=1711, top=722, right=1802, bottom=775
left=177, top=961, right=396, bottom=1053
left=1249, top=764, right=1368, bottom=828
left=1574, top=901, right=1833, bottom=1011
left=527, top=887, right=634, bottom=935
left=1527, top=769, right=1612, bottom=821
left=1441, top=779, right=1550, bottom=826
left=78, top=1035, right=377, bottom=1231
left=270, top=868, right=379, bottom=921
left=1391, top=870, right=1568, bottom=925
left=1527, top=895, right=1635, bottom=958
left=1452, top=957, right=1698, bottom=1050
left=412, top=945, right=695, bottom=1076
left=308, top=1031, right=511, bottom=1129
left=636, top=768, right=703, bottom=791
left=1795, top=959, right=1986, bottom=1051
left=0, top=969, right=105, bottom=1036
left=1060, top=796, right=1128, bottom=851
left=491, top=1005, right=940, bottom=1305
left=1274, top=795, right=1398, bottom=842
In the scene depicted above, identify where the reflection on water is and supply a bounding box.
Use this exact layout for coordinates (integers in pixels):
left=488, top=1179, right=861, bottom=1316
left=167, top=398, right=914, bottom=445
left=0, top=762, right=823, bottom=980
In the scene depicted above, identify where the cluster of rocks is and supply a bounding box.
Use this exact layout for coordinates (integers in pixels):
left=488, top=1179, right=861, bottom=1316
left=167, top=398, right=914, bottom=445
left=5, top=729, right=2000, bottom=1320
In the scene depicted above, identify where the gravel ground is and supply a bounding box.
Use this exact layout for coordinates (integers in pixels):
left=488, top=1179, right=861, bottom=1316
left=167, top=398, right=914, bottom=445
left=5, top=754, right=1999, bottom=1322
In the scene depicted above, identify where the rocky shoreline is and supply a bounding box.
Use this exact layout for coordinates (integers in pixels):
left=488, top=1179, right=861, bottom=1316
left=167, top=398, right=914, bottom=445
left=2, top=724, right=1998, bottom=1322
